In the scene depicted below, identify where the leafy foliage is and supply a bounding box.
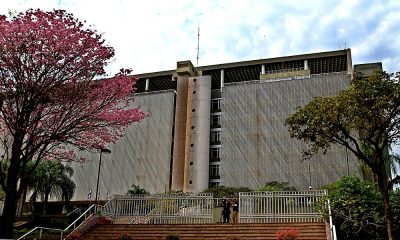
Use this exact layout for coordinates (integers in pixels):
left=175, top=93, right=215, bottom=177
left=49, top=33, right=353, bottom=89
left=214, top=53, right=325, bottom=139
left=323, top=176, right=385, bottom=239
left=275, top=228, right=300, bottom=240
left=225, top=235, right=241, bottom=240
left=164, top=233, right=180, bottom=240
left=117, top=232, right=133, bottom=240
left=0, top=9, right=146, bottom=238
left=319, top=176, right=400, bottom=240
left=285, top=71, right=400, bottom=240
left=127, top=184, right=149, bottom=195
left=28, top=160, right=75, bottom=215
left=257, top=181, right=297, bottom=192
left=202, top=186, right=252, bottom=198
left=0, top=187, right=4, bottom=200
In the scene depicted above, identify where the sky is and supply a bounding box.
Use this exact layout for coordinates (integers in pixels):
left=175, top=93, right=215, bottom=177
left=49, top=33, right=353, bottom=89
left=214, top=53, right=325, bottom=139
left=1, top=0, right=400, bottom=76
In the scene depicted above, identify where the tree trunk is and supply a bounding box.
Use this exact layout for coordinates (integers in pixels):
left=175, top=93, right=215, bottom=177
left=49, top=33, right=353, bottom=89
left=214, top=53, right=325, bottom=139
left=381, top=189, right=395, bottom=240
left=377, top=172, right=395, bottom=240
left=0, top=192, right=18, bottom=238
left=0, top=159, right=21, bottom=238
left=0, top=134, right=25, bottom=239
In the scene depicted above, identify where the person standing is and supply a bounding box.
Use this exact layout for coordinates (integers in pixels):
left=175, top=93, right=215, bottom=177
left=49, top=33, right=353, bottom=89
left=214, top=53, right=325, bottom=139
left=232, top=198, right=239, bottom=224
left=221, top=197, right=231, bottom=223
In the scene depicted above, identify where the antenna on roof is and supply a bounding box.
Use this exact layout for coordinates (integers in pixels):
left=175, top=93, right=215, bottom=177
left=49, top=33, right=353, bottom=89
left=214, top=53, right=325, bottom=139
left=196, top=26, right=200, bottom=66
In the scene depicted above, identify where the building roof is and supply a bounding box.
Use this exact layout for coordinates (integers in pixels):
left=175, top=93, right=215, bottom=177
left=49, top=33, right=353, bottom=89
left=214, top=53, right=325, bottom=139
left=133, top=49, right=350, bottom=92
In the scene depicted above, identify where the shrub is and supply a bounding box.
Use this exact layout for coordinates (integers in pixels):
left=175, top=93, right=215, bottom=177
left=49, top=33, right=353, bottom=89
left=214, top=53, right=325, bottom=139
left=275, top=228, right=300, bottom=240
left=164, top=232, right=180, bottom=240
left=117, top=232, right=133, bottom=240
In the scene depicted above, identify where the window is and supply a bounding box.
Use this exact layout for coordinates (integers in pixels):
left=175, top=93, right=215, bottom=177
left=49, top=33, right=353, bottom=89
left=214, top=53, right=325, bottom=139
left=210, top=165, right=220, bottom=178
left=210, top=148, right=220, bottom=161
left=211, top=131, right=220, bottom=143
left=211, top=99, right=221, bottom=111
left=211, top=115, right=221, bottom=127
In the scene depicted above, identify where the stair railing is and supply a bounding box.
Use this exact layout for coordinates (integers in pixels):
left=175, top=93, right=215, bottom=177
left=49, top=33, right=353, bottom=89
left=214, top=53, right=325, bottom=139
left=17, top=227, right=63, bottom=240
left=327, top=199, right=337, bottom=240
left=61, top=204, right=103, bottom=238
left=17, top=204, right=103, bottom=240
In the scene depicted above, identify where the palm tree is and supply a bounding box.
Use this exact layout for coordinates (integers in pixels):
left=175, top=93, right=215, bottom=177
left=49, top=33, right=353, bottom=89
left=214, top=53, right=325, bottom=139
left=29, top=160, right=76, bottom=215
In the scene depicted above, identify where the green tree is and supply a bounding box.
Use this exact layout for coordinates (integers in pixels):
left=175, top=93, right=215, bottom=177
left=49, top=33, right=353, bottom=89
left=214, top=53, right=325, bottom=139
left=127, top=184, right=149, bottom=195
left=319, top=176, right=400, bottom=240
left=202, top=186, right=252, bottom=198
left=29, top=160, right=75, bottom=215
left=257, top=181, right=297, bottom=192
left=0, top=9, right=145, bottom=238
left=323, top=176, right=385, bottom=240
left=285, top=71, right=400, bottom=240
left=0, top=188, right=4, bottom=200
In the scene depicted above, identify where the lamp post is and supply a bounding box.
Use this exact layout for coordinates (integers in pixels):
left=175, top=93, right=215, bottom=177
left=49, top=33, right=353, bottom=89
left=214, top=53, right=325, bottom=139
left=95, top=148, right=111, bottom=204
left=308, top=161, right=312, bottom=190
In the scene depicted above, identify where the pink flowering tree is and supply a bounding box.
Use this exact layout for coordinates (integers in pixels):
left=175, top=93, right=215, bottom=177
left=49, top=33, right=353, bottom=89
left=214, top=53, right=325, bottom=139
left=0, top=9, right=146, bottom=238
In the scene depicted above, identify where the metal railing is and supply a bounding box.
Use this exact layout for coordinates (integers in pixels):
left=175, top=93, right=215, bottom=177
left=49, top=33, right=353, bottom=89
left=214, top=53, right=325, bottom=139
left=239, top=190, right=327, bottom=223
left=103, top=193, right=214, bottom=224
left=265, top=67, right=306, bottom=74
left=327, top=199, right=337, bottom=240
left=17, top=191, right=334, bottom=238
left=17, top=204, right=102, bottom=240
left=17, top=227, right=64, bottom=240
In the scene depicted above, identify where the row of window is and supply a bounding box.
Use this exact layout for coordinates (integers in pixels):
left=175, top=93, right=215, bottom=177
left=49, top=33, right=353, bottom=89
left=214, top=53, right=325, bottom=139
left=210, top=98, right=221, bottom=188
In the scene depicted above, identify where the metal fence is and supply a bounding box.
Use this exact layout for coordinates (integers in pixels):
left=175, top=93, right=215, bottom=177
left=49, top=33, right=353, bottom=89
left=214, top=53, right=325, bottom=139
left=239, top=190, right=327, bottom=223
left=102, top=193, right=214, bottom=224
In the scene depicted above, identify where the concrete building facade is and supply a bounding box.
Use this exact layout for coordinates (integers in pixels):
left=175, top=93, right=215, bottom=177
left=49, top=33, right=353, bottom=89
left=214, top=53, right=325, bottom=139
left=70, top=49, right=377, bottom=201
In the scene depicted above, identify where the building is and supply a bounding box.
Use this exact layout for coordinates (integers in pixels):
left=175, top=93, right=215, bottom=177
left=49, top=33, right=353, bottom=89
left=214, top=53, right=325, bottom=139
left=70, top=49, right=379, bottom=201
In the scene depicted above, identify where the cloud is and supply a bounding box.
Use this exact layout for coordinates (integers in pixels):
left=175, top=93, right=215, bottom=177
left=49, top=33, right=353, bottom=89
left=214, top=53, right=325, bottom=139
left=1, top=0, right=399, bottom=74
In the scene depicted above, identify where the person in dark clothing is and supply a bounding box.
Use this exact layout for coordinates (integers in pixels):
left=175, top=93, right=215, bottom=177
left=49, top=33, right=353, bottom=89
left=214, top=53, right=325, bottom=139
left=221, top=197, right=231, bottom=223
left=232, top=198, right=239, bottom=224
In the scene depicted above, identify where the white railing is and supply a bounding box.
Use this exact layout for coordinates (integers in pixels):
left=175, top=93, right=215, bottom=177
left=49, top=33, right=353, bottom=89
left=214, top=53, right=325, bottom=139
left=103, top=193, right=214, bottom=224
left=327, top=199, right=337, bottom=240
left=17, top=191, right=334, bottom=238
left=239, top=190, right=327, bottom=223
left=265, top=67, right=306, bottom=74
left=17, top=204, right=103, bottom=240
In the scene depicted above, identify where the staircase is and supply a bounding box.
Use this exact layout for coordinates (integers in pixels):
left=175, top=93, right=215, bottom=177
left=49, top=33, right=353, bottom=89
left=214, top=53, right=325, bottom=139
left=81, top=222, right=329, bottom=240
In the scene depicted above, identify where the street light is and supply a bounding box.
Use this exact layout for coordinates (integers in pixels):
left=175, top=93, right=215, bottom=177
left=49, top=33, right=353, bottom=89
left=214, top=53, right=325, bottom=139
left=308, top=161, right=312, bottom=190
left=95, top=148, right=111, bottom=204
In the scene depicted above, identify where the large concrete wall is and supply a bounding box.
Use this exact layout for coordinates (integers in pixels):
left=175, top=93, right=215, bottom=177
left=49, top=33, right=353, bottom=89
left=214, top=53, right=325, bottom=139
left=221, top=73, right=360, bottom=190
left=70, top=90, right=175, bottom=200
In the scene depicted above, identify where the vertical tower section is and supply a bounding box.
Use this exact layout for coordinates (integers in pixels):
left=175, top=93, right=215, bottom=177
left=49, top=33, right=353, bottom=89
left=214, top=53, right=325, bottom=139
left=171, top=60, right=212, bottom=192
left=184, top=75, right=211, bottom=192
left=171, top=62, right=192, bottom=191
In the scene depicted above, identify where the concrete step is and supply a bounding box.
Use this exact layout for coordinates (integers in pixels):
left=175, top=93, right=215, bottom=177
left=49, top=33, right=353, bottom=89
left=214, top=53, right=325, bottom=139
left=81, top=222, right=328, bottom=240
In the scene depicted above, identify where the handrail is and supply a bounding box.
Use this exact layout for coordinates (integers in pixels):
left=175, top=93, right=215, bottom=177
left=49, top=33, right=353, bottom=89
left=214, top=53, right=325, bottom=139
left=63, top=204, right=100, bottom=231
left=17, top=227, right=63, bottom=240
left=17, top=204, right=103, bottom=240
left=66, top=207, right=81, bottom=216
left=327, top=199, right=337, bottom=240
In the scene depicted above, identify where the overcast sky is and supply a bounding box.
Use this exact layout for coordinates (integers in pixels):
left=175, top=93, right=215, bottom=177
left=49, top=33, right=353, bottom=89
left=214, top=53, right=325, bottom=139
left=2, top=0, right=400, bottom=76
